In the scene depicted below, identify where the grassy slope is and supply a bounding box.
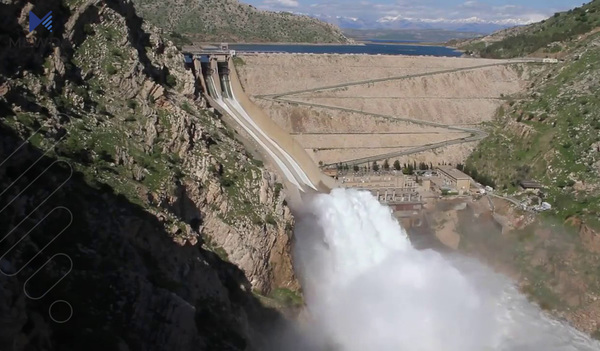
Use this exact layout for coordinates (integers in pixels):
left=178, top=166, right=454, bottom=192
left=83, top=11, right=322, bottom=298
left=467, top=37, right=600, bottom=222
left=131, top=0, right=349, bottom=43
left=461, top=29, right=600, bottom=330
left=462, top=0, right=600, bottom=58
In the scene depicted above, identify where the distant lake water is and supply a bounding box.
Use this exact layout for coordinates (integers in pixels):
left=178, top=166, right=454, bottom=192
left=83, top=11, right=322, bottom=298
left=229, top=43, right=463, bottom=57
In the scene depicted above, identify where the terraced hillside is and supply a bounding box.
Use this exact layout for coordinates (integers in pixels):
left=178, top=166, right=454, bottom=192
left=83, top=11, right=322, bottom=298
left=131, top=0, right=350, bottom=43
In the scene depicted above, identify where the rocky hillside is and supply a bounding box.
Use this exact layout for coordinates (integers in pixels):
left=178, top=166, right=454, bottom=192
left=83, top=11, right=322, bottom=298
left=458, top=24, right=600, bottom=334
left=457, top=0, right=600, bottom=58
left=131, top=0, right=350, bottom=43
left=0, top=0, right=301, bottom=349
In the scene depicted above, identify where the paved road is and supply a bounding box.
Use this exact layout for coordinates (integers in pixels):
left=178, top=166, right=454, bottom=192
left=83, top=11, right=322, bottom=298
left=256, top=59, right=543, bottom=167
left=257, top=59, right=542, bottom=99
left=260, top=97, right=486, bottom=167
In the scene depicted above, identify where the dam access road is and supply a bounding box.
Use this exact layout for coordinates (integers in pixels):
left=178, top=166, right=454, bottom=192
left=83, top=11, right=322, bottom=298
left=236, top=54, right=545, bottom=169
left=186, top=50, right=547, bottom=197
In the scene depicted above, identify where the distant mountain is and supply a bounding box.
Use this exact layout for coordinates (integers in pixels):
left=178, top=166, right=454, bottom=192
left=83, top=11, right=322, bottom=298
left=456, top=0, right=600, bottom=58
left=310, top=14, right=526, bottom=34
left=343, top=28, right=483, bottom=44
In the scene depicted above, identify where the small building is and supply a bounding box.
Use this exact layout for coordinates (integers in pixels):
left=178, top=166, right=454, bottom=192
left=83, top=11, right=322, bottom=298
left=533, top=202, right=552, bottom=212
left=437, top=166, right=472, bottom=195
left=520, top=180, right=542, bottom=190
left=542, top=58, right=559, bottom=64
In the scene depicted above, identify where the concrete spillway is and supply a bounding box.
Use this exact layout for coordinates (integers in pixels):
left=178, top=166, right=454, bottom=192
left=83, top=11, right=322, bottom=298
left=196, top=56, right=333, bottom=193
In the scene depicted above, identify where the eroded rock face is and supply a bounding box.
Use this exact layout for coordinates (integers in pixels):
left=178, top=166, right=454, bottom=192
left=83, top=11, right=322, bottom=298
left=0, top=0, right=297, bottom=349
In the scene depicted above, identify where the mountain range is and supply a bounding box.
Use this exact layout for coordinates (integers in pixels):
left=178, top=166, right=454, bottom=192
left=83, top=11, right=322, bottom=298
left=310, top=13, right=527, bottom=34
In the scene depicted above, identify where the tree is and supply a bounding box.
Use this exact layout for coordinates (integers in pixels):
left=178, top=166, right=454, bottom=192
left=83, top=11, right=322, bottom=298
left=393, top=160, right=401, bottom=171
left=353, top=165, right=359, bottom=172
left=383, top=159, right=390, bottom=171
left=372, top=161, right=379, bottom=172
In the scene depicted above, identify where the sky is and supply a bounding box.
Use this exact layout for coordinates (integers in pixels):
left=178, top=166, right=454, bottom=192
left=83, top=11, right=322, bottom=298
left=245, top=0, right=585, bottom=25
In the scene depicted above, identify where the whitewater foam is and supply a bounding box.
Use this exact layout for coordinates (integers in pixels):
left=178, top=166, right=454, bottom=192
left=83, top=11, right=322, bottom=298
left=292, top=188, right=600, bottom=351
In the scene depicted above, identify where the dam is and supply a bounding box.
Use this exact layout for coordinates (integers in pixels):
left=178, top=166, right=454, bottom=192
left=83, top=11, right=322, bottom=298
left=179, top=48, right=600, bottom=350
left=182, top=46, right=335, bottom=194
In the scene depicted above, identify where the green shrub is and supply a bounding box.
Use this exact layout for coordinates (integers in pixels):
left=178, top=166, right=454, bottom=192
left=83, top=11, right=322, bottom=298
left=166, top=74, right=177, bottom=87
left=274, top=183, right=283, bottom=198
left=106, top=64, right=117, bottom=75
left=214, top=247, right=229, bottom=261
left=233, top=56, right=246, bottom=66
left=110, top=48, right=122, bottom=58
left=181, top=102, right=193, bottom=114
left=270, top=288, right=303, bottom=307
left=265, top=214, right=277, bottom=226
left=83, top=24, right=94, bottom=35
left=220, top=177, right=234, bottom=188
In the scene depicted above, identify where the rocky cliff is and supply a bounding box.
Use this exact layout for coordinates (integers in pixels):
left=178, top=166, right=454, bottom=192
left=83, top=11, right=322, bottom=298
left=0, top=0, right=299, bottom=349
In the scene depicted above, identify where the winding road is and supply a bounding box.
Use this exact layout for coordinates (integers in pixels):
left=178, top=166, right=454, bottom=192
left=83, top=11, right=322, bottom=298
left=254, top=59, right=542, bottom=167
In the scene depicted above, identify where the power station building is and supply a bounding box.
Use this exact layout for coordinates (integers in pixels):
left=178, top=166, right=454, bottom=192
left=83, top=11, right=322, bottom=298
left=437, top=166, right=472, bottom=195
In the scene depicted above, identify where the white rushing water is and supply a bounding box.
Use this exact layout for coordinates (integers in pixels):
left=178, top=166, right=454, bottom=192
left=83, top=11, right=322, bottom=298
left=291, top=188, right=600, bottom=351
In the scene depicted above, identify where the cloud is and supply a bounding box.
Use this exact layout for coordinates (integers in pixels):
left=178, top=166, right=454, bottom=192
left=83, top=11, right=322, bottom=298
left=247, top=0, right=579, bottom=26
left=263, top=0, right=299, bottom=8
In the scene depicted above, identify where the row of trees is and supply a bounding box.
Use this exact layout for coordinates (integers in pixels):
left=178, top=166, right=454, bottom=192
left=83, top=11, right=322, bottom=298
left=335, top=160, right=435, bottom=174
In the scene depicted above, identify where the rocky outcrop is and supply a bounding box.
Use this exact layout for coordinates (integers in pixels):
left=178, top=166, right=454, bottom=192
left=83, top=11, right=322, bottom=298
left=0, top=0, right=298, bottom=349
